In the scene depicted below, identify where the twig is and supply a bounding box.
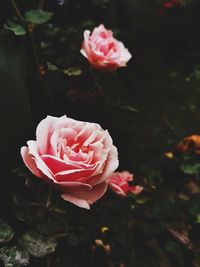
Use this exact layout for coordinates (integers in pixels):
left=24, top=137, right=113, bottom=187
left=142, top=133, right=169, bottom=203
left=166, top=227, right=194, bottom=252
left=51, top=232, right=68, bottom=239
left=10, top=0, right=24, bottom=21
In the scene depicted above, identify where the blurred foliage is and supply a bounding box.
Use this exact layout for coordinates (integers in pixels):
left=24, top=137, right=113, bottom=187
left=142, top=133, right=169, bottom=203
left=1, top=0, right=200, bottom=266
left=0, top=220, right=14, bottom=244
left=4, top=149, right=200, bottom=267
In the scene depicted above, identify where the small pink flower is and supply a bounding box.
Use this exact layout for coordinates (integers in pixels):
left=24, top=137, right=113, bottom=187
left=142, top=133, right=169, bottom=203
left=108, top=171, right=143, bottom=197
left=80, top=24, right=132, bottom=71
left=21, top=115, right=119, bottom=209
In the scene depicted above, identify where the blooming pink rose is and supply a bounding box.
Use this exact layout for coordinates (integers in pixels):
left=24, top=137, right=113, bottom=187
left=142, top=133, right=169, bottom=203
left=108, top=171, right=143, bottom=197
left=21, top=115, right=118, bottom=209
left=80, top=24, right=132, bottom=71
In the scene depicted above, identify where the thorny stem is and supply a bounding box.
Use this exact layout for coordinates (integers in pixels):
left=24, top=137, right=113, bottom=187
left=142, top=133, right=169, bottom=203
left=10, top=0, right=24, bottom=21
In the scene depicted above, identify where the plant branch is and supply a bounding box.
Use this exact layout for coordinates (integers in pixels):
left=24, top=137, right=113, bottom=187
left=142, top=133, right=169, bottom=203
left=166, top=227, right=194, bottom=252
left=38, top=0, right=45, bottom=9
left=10, top=0, right=24, bottom=21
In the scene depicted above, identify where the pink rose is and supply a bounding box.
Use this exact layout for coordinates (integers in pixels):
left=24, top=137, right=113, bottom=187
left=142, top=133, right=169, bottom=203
left=80, top=24, right=132, bottom=71
left=21, top=115, right=118, bottom=209
left=108, top=171, right=143, bottom=197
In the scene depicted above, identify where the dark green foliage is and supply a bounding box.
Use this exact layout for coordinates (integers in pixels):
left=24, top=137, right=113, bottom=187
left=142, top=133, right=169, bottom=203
left=5, top=20, right=26, bottom=36
left=19, top=231, right=57, bottom=258
left=0, top=220, right=14, bottom=244
left=0, top=246, right=29, bottom=267
left=25, top=10, right=53, bottom=25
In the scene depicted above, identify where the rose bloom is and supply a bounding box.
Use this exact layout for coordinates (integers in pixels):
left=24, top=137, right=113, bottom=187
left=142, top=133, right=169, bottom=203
left=80, top=24, right=132, bottom=71
left=108, top=171, right=143, bottom=197
left=21, top=115, right=118, bottom=209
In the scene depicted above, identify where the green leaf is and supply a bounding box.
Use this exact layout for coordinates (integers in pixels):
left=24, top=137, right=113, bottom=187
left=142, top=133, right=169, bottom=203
left=47, top=62, right=82, bottom=76
left=0, top=246, right=29, bottom=267
left=5, top=20, right=26, bottom=36
left=46, top=61, right=58, bottom=71
left=192, top=65, right=200, bottom=79
left=19, top=231, right=57, bottom=258
left=196, top=214, right=200, bottom=223
left=188, top=195, right=200, bottom=217
left=181, top=162, right=200, bottom=175
left=25, top=10, right=53, bottom=24
left=63, top=67, right=82, bottom=76
left=0, top=219, right=14, bottom=243
left=135, top=196, right=150, bottom=205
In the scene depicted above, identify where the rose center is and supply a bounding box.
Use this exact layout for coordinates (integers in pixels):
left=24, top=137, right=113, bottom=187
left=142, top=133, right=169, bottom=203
left=57, top=136, right=91, bottom=163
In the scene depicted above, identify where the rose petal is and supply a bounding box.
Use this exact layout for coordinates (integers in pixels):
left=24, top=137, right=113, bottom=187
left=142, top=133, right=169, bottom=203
left=129, top=185, right=143, bottom=195
left=61, top=194, right=90, bottom=209
left=54, top=181, right=92, bottom=194
left=21, top=146, right=42, bottom=178
left=27, top=141, right=55, bottom=180
left=36, top=115, right=66, bottom=154
left=82, top=182, right=108, bottom=204
left=89, top=146, right=119, bottom=185
left=61, top=182, right=107, bottom=209
left=55, top=168, right=95, bottom=182
left=42, top=155, right=81, bottom=174
left=109, top=182, right=126, bottom=196
left=41, top=155, right=98, bottom=182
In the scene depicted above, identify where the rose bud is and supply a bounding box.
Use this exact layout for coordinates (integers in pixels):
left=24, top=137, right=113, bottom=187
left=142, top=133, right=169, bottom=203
left=108, top=171, right=143, bottom=197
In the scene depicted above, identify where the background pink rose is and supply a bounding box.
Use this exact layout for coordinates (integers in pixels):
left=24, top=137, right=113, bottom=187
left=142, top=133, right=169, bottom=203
left=108, top=171, right=143, bottom=196
left=21, top=115, right=119, bottom=209
left=80, top=24, right=132, bottom=71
